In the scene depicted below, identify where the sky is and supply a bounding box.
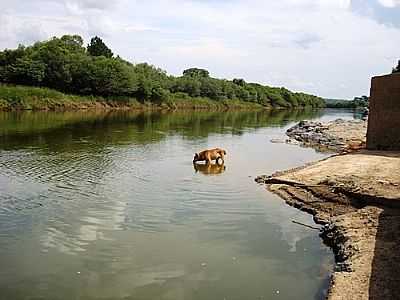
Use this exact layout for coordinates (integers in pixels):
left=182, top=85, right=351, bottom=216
left=0, top=0, right=399, bottom=99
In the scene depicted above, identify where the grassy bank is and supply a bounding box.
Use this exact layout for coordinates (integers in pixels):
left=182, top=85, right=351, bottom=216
left=0, top=84, right=266, bottom=111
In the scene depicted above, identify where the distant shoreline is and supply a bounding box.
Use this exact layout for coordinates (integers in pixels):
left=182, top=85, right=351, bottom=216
left=0, top=84, right=326, bottom=112
left=0, top=84, right=262, bottom=111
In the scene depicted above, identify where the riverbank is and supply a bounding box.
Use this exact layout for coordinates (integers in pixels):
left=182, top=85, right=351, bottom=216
left=286, top=119, right=367, bottom=152
left=256, top=119, right=400, bottom=299
left=0, top=84, right=267, bottom=111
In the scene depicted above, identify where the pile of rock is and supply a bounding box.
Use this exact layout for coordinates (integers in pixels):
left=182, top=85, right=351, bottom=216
left=286, top=119, right=367, bottom=152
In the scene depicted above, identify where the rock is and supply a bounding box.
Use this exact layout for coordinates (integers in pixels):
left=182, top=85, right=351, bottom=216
left=285, top=138, right=300, bottom=145
left=270, top=139, right=286, bottom=144
left=285, top=119, right=367, bottom=152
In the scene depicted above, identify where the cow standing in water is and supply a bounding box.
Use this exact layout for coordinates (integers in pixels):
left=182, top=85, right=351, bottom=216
left=193, top=148, right=226, bottom=164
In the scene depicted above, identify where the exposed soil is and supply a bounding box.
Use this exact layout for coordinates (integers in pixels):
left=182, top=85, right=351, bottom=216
left=257, top=120, right=400, bottom=300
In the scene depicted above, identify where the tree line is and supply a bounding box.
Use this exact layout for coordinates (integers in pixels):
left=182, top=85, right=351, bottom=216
left=325, top=95, right=369, bottom=109
left=0, top=35, right=325, bottom=108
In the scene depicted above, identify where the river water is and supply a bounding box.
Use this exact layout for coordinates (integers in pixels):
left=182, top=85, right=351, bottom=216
left=0, top=109, right=357, bottom=300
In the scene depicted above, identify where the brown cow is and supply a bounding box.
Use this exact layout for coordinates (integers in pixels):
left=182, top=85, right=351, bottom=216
left=193, top=148, right=226, bottom=164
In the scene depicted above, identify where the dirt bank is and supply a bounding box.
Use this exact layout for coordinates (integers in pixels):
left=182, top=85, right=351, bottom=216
left=257, top=120, right=400, bottom=299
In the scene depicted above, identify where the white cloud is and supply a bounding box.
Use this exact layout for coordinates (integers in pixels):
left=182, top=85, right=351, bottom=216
left=64, top=0, right=121, bottom=14
left=0, top=0, right=399, bottom=98
left=377, top=0, right=400, bottom=8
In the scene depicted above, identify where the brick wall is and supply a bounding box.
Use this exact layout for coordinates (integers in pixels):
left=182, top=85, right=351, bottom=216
left=367, top=73, right=400, bottom=150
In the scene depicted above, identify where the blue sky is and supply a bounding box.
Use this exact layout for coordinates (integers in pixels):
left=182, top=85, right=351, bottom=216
left=0, top=0, right=399, bottom=99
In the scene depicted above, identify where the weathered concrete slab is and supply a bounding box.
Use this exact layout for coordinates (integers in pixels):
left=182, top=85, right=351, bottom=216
left=367, top=73, right=400, bottom=150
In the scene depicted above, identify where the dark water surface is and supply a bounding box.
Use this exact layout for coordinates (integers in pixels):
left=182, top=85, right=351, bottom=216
left=0, top=109, right=356, bottom=300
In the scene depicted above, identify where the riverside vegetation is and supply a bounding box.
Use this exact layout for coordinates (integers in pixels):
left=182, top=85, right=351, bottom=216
left=0, top=35, right=325, bottom=110
left=324, top=96, right=369, bottom=109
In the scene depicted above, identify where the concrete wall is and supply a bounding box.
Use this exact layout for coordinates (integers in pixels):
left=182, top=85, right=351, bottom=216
left=367, top=73, right=400, bottom=150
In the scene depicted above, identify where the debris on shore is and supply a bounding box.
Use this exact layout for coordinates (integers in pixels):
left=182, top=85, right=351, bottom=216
left=258, top=119, right=400, bottom=300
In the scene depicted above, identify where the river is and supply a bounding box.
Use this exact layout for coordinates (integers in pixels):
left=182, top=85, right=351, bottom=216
left=0, top=109, right=358, bottom=300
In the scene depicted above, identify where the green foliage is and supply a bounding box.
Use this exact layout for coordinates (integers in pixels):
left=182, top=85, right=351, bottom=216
left=84, top=56, right=137, bottom=96
left=233, top=78, right=246, bottom=86
left=0, top=45, right=26, bottom=67
left=5, top=57, right=46, bottom=85
left=0, top=84, right=144, bottom=110
left=0, top=34, right=325, bottom=108
left=87, top=36, right=113, bottom=58
left=183, top=68, right=210, bottom=78
left=0, top=84, right=258, bottom=111
left=325, top=96, right=369, bottom=108
left=393, top=60, right=400, bottom=73
left=149, top=86, right=169, bottom=103
left=60, top=35, right=85, bottom=52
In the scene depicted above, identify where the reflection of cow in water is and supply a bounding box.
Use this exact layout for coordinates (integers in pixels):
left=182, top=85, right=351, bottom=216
left=193, top=161, right=226, bottom=175
left=193, top=148, right=226, bottom=164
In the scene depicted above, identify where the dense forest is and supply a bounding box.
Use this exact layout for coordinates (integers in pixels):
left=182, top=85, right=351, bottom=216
left=0, top=35, right=324, bottom=108
left=325, top=96, right=369, bottom=109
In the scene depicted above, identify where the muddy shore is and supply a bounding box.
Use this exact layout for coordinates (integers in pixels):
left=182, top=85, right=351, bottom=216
left=257, top=119, right=400, bottom=299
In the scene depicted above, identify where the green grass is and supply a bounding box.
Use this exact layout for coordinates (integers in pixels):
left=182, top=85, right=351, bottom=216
left=0, top=84, right=266, bottom=111
left=0, top=84, right=143, bottom=111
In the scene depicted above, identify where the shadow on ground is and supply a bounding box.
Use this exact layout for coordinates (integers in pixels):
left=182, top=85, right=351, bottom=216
left=369, top=208, right=400, bottom=299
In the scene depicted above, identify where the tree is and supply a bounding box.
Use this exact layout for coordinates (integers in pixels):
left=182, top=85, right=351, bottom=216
left=393, top=60, right=400, bottom=73
left=151, top=86, right=170, bottom=103
left=233, top=78, right=246, bottom=86
left=281, top=88, right=298, bottom=107
left=7, top=57, right=46, bottom=85
left=0, top=34, right=326, bottom=108
left=0, top=45, right=26, bottom=68
left=87, top=36, right=113, bottom=58
left=199, top=78, right=221, bottom=100
left=183, top=68, right=209, bottom=78
left=60, top=35, right=85, bottom=53
left=87, top=56, right=137, bottom=96
left=34, top=39, right=73, bottom=91
left=172, top=76, right=201, bottom=97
